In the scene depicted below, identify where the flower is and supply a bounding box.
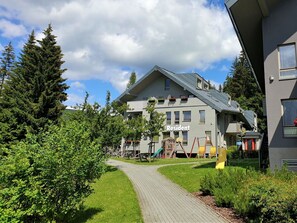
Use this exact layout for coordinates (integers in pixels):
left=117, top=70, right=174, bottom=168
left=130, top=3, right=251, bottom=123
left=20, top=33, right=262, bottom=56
left=294, top=118, right=297, bottom=127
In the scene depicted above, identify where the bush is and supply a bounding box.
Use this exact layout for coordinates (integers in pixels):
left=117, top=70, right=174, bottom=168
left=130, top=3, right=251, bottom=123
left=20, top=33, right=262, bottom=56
left=201, top=168, right=258, bottom=207
left=234, top=176, right=297, bottom=223
left=0, top=120, right=106, bottom=223
left=200, top=165, right=297, bottom=222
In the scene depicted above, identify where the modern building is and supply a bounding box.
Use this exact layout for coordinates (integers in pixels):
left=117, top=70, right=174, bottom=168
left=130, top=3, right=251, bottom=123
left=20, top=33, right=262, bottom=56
left=226, top=0, right=297, bottom=170
left=116, top=65, right=258, bottom=156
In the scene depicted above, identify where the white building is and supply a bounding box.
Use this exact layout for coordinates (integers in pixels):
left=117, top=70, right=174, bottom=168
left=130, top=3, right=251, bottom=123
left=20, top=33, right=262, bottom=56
left=116, top=65, right=258, bottom=156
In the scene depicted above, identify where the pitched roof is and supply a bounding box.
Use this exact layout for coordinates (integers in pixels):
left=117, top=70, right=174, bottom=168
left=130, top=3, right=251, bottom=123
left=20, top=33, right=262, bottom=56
left=116, top=65, right=255, bottom=128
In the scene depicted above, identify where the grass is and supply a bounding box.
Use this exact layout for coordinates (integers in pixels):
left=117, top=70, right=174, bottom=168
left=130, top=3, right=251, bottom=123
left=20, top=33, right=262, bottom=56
left=112, top=157, right=215, bottom=165
left=158, top=158, right=260, bottom=193
left=71, top=166, right=143, bottom=223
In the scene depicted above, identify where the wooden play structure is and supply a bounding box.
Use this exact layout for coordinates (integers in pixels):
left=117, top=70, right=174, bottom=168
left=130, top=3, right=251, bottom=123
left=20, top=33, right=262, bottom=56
left=162, top=137, right=176, bottom=158
left=189, top=136, right=217, bottom=158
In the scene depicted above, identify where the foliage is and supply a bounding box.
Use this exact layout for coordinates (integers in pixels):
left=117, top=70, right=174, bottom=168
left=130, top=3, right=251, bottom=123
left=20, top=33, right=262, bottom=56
left=200, top=165, right=297, bottom=223
left=223, top=51, right=266, bottom=132
left=65, top=92, right=127, bottom=151
left=0, top=120, right=106, bottom=223
left=125, top=114, right=146, bottom=152
left=126, top=71, right=137, bottom=89
left=143, top=101, right=165, bottom=152
left=71, top=166, right=143, bottom=223
left=0, top=42, right=15, bottom=94
left=0, top=25, right=68, bottom=145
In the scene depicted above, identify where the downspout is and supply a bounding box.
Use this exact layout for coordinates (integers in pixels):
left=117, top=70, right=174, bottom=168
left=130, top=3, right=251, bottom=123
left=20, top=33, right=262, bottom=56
left=215, top=111, right=218, bottom=158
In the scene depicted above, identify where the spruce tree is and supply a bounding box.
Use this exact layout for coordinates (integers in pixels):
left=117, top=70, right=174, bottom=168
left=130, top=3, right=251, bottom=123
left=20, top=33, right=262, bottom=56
left=0, top=42, right=15, bottom=94
left=127, top=71, right=136, bottom=89
left=223, top=51, right=266, bottom=132
left=0, top=25, right=69, bottom=145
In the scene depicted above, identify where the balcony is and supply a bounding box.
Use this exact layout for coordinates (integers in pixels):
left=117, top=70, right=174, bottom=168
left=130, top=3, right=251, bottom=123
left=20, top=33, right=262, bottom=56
left=127, top=101, right=146, bottom=112
left=226, top=122, right=241, bottom=134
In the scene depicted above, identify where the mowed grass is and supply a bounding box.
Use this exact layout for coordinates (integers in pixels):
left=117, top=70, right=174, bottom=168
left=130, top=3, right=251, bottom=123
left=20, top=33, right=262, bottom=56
left=158, top=158, right=260, bottom=193
left=71, top=166, right=143, bottom=223
left=113, top=157, right=215, bottom=165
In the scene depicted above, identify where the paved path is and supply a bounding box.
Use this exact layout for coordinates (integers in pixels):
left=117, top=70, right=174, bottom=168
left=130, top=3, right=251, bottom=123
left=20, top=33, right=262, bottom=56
left=107, top=159, right=228, bottom=223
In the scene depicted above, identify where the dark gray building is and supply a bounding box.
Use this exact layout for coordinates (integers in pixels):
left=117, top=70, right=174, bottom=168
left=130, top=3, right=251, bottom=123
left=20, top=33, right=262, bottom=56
left=226, top=0, right=297, bottom=170
left=117, top=65, right=257, bottom=156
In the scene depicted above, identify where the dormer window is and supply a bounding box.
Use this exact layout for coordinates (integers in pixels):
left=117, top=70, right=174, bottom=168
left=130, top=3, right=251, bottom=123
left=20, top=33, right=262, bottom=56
left=165, top=78, right=170, bottom=90
left=197, top=78, right=202, bottom=89
left=204, top=82, right=209, bottom=90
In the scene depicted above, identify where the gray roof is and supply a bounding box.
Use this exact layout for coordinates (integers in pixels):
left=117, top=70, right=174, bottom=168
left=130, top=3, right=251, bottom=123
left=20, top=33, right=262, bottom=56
left=116, top=65, right=256, bottom=128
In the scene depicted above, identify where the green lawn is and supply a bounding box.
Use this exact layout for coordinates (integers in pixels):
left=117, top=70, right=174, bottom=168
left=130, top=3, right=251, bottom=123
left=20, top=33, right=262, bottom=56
left=158, top=158, right=260, bottom=193
left=112, top=157, right=215, bottom=165
left=71, top=166, right=143, bottom=223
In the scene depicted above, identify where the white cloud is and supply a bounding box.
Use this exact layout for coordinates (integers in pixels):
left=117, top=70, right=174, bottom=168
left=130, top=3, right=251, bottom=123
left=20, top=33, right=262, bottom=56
left=70, top=81, right=85, bottom=90
left=0, top=0, right=241, bottom=93
left=66, top=93, right=85, bottom=106
left=0, top=19, right=27, bottom=38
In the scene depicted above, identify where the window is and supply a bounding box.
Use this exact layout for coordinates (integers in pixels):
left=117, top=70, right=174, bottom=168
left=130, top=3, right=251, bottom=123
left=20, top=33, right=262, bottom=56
left=199, top=110, right=205, bottom=124
left=197, top=78, right=202, bottom=89
left=182, top=131, right=188, bottom=146
left=205, top=131, right=212, bottom=145
left=282, top=99, right=297, bottom=137
left=163, top=132, right=170, bottom=139
left=183, top=111, right=191, bottom=122
left=174, top=111, right=180, bottom=124
left=174, top=131, right=179, bottom=140
left=166, top=112, right=171, bottom=125
left=279, top=44, right=297, bottom=79
left=165, top=78, right=170, bottom=90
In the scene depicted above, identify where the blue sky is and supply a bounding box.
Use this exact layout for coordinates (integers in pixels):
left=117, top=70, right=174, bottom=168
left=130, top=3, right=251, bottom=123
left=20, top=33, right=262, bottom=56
left=0, top=0, right=241, bottom=106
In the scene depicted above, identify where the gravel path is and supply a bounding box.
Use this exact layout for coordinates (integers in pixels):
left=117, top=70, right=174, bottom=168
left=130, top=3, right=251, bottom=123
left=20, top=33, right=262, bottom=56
left=107, top=159, right=228, bottom=223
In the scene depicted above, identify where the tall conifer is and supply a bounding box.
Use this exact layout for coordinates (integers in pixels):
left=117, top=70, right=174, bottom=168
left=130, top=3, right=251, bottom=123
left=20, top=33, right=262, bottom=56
left=0, top=25, right=69, bottom=145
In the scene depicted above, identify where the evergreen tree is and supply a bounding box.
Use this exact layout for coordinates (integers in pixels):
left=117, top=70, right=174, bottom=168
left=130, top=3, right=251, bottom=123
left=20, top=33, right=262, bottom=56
left=0, top=42, right=15, bottom=94
left=0, top=25, right=69, bottom=145
left=126, top=71, right=136, bottom=89
left=223, top=51, right=266, bottom=132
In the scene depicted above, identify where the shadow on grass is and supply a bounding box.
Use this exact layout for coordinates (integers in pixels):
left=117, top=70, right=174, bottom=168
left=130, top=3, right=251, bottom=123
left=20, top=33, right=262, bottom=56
left=192, top=158, right=260, bottom=170
left=70, top=207, right=103, bottom=223
left=105, top=165, right=118, bottom=172
left=192, top=161, right=216, bottom=169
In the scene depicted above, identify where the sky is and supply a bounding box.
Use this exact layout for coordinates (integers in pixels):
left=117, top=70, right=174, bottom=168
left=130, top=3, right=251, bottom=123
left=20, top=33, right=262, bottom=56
left=0, top=0, right=241, bottom=106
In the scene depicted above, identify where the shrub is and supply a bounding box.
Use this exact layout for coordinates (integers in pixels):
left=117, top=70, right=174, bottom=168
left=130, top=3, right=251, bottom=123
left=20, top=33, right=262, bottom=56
left=0, top=120, right=106, bottom=222
left=234, top=176, right=297, bottom=223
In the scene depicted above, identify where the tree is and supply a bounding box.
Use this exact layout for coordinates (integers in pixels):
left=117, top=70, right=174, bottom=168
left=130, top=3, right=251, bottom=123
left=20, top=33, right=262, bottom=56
left=125, top=114, right=146, bottom=155
left=223, top=51, right=266, bottom=132
left=126, top=71, right=136, bottom=89
left=0, top=25, right=69, bottom=145
left=143, top=101, right=165, bottom=153
left=0, top=120, right=105, bottom=222
left=0, top=42, right=15, bottom=94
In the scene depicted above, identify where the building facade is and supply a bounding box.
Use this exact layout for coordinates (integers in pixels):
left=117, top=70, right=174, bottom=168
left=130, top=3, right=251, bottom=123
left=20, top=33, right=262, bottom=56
left=226, top=0, right=297, bottom=170
left=116, top=66, right=257, bottom=156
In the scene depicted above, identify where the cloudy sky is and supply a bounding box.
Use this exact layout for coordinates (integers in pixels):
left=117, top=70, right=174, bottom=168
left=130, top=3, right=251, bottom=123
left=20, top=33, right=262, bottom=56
left=0, top=0, right=241, bottom=106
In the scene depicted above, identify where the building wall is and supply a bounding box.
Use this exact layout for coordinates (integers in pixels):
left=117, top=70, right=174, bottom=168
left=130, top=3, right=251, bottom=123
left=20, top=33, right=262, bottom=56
left=262, top=0, right=297, bottom=169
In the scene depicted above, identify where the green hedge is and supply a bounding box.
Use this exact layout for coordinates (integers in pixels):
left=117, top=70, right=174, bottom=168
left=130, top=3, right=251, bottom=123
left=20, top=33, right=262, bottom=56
left=200, top=167, right=297, bottom=222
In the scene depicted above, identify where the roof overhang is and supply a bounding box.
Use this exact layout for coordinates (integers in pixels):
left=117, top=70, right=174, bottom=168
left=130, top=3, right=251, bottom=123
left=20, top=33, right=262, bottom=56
left=225, top=0, right=281, bottom=92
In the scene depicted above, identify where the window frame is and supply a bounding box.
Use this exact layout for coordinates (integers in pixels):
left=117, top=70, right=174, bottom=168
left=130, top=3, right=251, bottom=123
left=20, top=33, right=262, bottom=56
left=282, top=99, right=297, bottom=138
left=183, top=111, right=191, bottom=122
left=182, top=131, right=188, bottom=146
left=174, top=111, right=180, bottom=124
left=278, top=43, right=297, bottom=80
left=199, top=110, right=205, bottom=124
left=166, top=111, right=171, bottom=125
left=165, top=78, right=171, bottom=90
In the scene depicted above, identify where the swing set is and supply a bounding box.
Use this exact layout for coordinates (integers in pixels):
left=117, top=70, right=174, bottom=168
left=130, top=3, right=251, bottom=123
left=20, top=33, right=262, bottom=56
left=189, top=136, right=217, bottom=158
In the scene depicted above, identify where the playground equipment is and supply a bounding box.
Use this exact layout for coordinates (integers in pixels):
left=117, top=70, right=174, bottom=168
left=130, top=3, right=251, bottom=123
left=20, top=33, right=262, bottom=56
left=189, top=136, right=217, bottom=158
left=162, top=137, right=176, bottom=158
left=151, top=148, right=163, bottom=158
left=175, top=138, right=189, bottom=158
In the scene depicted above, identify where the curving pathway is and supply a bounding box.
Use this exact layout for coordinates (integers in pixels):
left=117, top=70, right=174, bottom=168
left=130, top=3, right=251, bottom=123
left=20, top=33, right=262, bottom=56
left=107, top=159, right=228, bottom=223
